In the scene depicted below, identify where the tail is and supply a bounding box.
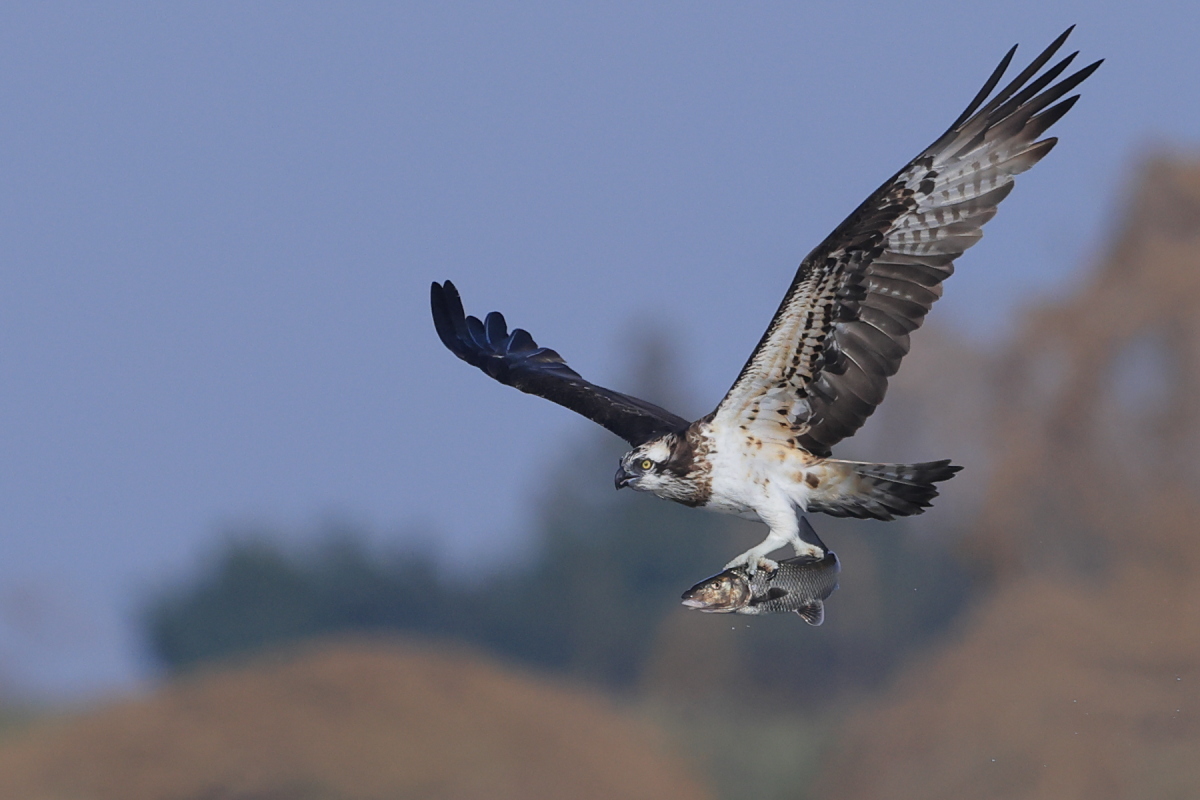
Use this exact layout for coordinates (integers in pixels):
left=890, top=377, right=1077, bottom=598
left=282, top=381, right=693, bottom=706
left=806, top=459, right=962, bottom=521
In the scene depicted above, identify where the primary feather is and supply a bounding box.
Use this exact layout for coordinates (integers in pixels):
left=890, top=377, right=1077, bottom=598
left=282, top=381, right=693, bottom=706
left=431, top=280, right=688, bottom=447
left=714, top=27, right=1101, bottom=457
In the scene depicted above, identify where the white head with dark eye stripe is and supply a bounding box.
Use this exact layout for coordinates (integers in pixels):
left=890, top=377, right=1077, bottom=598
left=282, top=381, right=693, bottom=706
left=613, top=433, right=703, bottom=504
left=615, top=437, right=672, bottom=491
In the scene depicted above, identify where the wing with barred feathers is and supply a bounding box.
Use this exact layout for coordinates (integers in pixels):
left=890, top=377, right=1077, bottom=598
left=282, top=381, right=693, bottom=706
left=713, top=27, right=1100, bottom=457
left=431, top=281, right=690, bottom=447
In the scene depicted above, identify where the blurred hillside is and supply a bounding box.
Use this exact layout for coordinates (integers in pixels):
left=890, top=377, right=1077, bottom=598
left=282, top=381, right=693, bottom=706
left=816, top=156, right=1200, bottom=800
left=0, top=638, right=711, bottom=800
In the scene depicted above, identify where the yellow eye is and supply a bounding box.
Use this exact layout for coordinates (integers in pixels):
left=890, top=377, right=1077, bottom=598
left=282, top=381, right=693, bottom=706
left=640, top=459, right=653, bottom=471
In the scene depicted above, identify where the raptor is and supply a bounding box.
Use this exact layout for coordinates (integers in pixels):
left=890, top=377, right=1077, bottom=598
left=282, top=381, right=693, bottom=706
left=431, top=29, right=1100, bottom=572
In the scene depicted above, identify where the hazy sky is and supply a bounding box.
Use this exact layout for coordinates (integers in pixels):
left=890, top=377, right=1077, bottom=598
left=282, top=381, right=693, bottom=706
left=2, top=2, right=1198, bottom=698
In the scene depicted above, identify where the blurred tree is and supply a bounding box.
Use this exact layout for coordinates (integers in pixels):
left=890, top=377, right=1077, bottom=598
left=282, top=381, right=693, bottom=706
left=145, top=532, right=445, bottom=670
left=455, top=333, right=734, bottom=686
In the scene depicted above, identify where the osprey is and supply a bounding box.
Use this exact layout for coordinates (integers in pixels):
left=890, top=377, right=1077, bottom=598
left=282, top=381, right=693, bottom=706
left=431, top=29, right=1100, bottom=572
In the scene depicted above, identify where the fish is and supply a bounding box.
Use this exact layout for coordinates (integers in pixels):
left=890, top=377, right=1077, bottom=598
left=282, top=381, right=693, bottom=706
left=680, top=519, right=840, bottom=624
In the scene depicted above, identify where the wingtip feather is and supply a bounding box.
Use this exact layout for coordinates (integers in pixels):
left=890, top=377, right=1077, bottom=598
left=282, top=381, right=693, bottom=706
left=429, top=281, right=459, bottom=351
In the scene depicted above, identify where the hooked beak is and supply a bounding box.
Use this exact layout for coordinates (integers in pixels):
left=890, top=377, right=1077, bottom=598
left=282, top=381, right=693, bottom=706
left=614, top=464, right=632, bottom=490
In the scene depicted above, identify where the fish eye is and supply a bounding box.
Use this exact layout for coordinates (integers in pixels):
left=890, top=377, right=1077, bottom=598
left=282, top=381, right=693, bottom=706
left=640, top=459, right=653, bottom=471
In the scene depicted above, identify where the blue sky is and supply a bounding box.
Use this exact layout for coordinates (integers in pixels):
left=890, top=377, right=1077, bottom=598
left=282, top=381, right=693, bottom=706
left=1, top=2, right=1197, bottom=698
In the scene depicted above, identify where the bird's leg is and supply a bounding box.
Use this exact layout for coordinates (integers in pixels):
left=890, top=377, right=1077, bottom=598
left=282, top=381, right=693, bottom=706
left=723, top=540, right=782, bottom=575
left=725, top=510, right=819, bottom=575
left=793, top=515, right=826, bottom=559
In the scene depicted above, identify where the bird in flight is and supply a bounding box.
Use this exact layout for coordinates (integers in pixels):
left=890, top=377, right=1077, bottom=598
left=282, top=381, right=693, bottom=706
left=431, top=28, right=1100, bottom=573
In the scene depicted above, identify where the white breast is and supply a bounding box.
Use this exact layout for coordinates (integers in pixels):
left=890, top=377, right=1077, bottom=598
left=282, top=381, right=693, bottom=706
left=703, top=421, right=817, bottom=519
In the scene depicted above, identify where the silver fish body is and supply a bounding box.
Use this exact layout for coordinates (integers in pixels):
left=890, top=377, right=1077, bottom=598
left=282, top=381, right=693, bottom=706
left=680, top=551, right=840, bottom=625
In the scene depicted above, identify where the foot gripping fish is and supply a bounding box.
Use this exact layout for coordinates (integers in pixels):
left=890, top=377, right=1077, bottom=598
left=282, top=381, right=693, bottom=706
left=680, top=519, right=840, bottom=625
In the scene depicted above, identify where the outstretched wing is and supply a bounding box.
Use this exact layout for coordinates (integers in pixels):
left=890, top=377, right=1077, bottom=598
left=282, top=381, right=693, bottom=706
left=431, top=281, right=689, bottom=447
left=714, top=27, right=1101, bottom=457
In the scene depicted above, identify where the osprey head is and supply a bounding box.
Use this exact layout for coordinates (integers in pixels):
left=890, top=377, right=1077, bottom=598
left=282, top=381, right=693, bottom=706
left=614, top=433, right=700, bottom=503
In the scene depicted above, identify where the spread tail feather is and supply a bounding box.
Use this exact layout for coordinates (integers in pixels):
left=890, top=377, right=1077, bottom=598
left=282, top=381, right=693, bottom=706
left=806, top=459, right=962, bottom=521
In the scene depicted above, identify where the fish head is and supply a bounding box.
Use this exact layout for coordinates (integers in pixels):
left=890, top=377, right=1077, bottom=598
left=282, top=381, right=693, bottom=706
left=680, top=570, right=752, bottom=612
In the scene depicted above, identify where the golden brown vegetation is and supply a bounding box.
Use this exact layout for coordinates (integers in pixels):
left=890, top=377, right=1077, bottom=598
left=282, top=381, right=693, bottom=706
left=0, top=638, right=711, bottom=800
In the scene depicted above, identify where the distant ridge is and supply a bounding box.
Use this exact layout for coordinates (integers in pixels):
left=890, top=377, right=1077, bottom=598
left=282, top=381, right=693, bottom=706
left=0, top=636, right=712, bottom=800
